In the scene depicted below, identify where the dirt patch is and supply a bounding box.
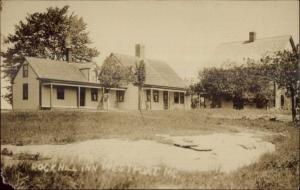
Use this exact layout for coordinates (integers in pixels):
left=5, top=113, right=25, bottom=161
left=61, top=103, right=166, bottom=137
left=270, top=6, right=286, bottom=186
left=2, top=132, right=275, bottom=174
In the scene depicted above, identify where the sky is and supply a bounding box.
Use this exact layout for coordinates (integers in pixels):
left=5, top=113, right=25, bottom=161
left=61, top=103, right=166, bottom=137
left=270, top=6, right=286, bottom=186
left=1, top=0, right=299, bottom=108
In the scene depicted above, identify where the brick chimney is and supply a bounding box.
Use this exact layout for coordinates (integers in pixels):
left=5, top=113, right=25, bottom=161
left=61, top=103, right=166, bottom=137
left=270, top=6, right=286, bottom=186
left=65, top=35, right=72, bottom=62
left=135, top=44, right=145, bottom=59
left=249, top=31, right=256, bottom=42
left=66, top=48, right=72, bottom=63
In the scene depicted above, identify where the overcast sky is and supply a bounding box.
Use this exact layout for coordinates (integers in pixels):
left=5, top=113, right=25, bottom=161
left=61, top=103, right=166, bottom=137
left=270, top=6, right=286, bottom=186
left=1, top=0, right=299, bottom=108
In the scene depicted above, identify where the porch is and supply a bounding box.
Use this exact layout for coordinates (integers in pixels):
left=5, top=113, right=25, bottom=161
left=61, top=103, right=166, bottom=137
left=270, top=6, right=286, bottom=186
left=40, top=82, right=126, bottom=110
left=142, top=87, right=190, bottom=110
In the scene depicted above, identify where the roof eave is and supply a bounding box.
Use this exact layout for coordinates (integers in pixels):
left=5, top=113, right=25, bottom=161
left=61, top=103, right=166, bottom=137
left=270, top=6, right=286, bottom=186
left=143, top=84, right=186, bottom=91
left=39, top=78, right=128, bottom=89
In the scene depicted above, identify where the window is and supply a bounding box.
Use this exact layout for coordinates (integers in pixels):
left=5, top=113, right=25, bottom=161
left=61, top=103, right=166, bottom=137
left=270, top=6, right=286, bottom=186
left=91, top=89, right=98, bottom=101
left=174, top=92, right=179, bottom=103
left=153, top=90, right=159, bottom=102
left=116, top=90, right=125, bottom=102
left=180, top=92, right=185, bottom=104
left=280, top=95, right=285, bottom=107
left=23, top=83, right=28, bottom=100
left=90, top=70, right=98, bottom=82
left=146, top=90, right=151, bottom=101
left=94, top=70, right=98, bottom=82
left=23, top=65, right=28, bottom=77
left=57, top=87, right=64, bottom=100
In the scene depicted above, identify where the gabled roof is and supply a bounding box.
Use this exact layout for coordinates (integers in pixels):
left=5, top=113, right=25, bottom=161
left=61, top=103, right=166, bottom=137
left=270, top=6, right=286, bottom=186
left=111, top=53, right=186, bottom=90
left=25, top=57, right=99, bottom=84
left=210, top=35, right=295, bottom=67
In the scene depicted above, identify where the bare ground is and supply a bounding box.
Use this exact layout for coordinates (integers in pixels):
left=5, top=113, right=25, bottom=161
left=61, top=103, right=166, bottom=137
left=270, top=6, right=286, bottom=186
left=2, top=130, right=275, bottom=173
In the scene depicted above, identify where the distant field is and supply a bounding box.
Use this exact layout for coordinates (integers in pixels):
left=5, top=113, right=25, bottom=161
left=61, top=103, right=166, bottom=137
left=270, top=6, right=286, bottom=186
left=1, top=109, right=299, bottom=189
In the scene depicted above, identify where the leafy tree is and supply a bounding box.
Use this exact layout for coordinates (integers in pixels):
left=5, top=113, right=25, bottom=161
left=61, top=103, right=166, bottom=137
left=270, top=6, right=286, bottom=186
left=225, top=61, right=273, bottom=109
left=189, top=80, right=206, bottom=108
left=98, top=55, right=146, bottom=110
left=196, top=67, right=227, bottom=108
left=98, top=55, right=135, bottom=110
left=195, top=48, right=299, bottom=121
left=1, top=5, right=99, bottom=104
left=99, top=55, right=135, bottom=89
left=244, top=60, right=275, bottom=108
left=260, top=50, right=299, bottom=121
left=197, top=61, right=273, bottom=109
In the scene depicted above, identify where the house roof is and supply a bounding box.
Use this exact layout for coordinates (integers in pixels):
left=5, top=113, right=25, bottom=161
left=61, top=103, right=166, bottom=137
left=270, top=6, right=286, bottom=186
left=111, top=53, right=187, bottom=90
left=25, top=57, right=99, bottom=84
left=209, top=35, right=295, bottom=67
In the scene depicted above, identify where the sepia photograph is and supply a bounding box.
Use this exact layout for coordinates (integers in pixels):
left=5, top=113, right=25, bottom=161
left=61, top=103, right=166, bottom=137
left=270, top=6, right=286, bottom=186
left=0, top=0, right=299, bottom=189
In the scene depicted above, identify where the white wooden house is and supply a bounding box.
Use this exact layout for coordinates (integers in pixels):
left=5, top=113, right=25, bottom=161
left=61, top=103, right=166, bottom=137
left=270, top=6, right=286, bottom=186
left=12, top=44, right=190, bottom=111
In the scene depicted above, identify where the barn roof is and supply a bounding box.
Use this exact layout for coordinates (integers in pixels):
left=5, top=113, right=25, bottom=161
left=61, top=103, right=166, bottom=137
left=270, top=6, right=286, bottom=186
left=25, top=57, right=99, bottom=84
left=209, top=35, right=295, bottom=67
left=111, top=53, right=187, bottom=90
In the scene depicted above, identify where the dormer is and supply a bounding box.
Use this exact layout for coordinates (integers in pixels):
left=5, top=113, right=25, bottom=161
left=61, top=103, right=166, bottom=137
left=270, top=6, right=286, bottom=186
left=90, top=69, right=98, bottom=82
left=79, top=64, right=98, bottom=82
left=79, top=68, right=90, bottom=81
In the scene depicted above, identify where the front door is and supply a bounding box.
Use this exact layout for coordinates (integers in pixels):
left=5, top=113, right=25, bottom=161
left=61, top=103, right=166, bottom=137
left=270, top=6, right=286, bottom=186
left=80, top=88, right=86, bottom=107
left=163, top=91, right=168, bottom=110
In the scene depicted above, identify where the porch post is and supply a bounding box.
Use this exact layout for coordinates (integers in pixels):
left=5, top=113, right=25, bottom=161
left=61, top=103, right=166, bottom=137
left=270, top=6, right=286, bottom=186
left=273, top=81, right=276, bottom=108
left=184, top=91, right=186, bottom=109
left=141, top=86, right=143, bottom=110
left=39, top=81, right=42, bottom=110
left=150, top=88, right=153, bottom=110
left=78, top=86, right=80, bottom=108
left=50, top=84, right=53, bottom=109
left=102, top=88, right=105, bottom=110
left=168, top=91, right=170, bottom=110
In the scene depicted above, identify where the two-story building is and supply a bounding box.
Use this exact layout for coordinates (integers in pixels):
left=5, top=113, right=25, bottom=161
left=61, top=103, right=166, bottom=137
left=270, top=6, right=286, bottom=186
left=12, top=44, right=190, bottom=111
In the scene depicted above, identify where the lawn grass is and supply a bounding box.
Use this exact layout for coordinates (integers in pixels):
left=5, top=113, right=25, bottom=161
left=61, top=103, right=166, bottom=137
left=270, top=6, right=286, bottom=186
left=1, top=109, right=299, bottom=189
left=0, top=109, right=291, bottom=145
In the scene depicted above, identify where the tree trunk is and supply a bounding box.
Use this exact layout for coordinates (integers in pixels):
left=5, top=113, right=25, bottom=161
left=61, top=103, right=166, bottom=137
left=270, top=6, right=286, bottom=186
left=198, top=94, right=200, bottom=109
left=291, top=88, right=296, bottom=122
left=106, top=88, right=109, bottom=112
left=141, top=86, right=143, bottom=110
left=138, top=85, right=141, bottom=111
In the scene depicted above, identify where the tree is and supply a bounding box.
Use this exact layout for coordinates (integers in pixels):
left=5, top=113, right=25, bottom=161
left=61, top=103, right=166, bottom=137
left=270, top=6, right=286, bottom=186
left=197, top=61, right=273, bottom=109
left=260, top=50, right=299, bottom=122
left=224, top=61, right=273, bottom=109
left=98, top=55, right=135, bottom=110
left=1, top=5, right=99, bottom=104
left=99, top=56, right=135, bottom=89
left=189, top=81, right=205, bottom=108
left=135, top=60, right=146, bottom=111
left=197, top=66, right=229, bottom=108
left=98, top=55, right=146, bottom=111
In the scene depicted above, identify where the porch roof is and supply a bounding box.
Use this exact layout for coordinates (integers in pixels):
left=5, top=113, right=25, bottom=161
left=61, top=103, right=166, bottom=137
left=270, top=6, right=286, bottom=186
left=42, top=80, right=126, bottom=90
left=142, top=85, right=186, bottom=92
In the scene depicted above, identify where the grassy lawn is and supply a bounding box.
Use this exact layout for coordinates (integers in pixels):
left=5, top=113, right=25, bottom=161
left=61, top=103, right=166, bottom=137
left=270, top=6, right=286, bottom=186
left=1, top=109, right=299, bottom=189
left=0, top=109, right=291, bottom=145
